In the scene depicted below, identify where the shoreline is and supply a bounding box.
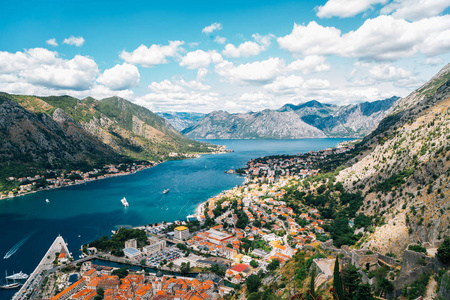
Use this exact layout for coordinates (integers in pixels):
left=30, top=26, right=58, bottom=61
left=2, top=149, right=231, bottom=201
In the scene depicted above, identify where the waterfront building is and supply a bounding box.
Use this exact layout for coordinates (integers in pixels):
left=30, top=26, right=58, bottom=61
left=124, top=238, right=137, bottom=249
left=174, top=226, right=190, bottom=241
left=123, top=247, right=141, bottom=259
left=143, top=237, right=166, bottom=255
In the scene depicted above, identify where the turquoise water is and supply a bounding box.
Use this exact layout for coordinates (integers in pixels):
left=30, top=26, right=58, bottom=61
left=0, top=138, right=351, bottom=299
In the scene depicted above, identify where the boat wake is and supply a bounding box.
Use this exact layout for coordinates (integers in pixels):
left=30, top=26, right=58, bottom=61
left=178, top=200, right=191, bottom=215
left=3, top=232, right=34, bottom=259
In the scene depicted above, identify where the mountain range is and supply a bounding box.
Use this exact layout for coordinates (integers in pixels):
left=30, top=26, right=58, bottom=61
left=155, top=112, right=206, bottom=132
left=180, top=97, right=399, bottom=139
left=0, top=93, right=217, bottom=180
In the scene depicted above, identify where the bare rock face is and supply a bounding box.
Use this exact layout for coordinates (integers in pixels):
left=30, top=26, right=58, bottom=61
left=336, top=64, right=450, bottom=255
left=182, top=98, right=398, bottom=139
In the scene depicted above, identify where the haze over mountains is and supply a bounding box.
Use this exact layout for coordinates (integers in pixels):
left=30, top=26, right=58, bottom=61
left=179, top=97, right=399, bottom=139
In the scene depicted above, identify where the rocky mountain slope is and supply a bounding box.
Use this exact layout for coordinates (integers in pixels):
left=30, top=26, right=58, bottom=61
left=155, top=112, right=205, bottom=131
left=0, top=96, right=126, bottom=177
left=182, top=97, right=398, bottom=139
left=0, top=93, right=216, bottom=178
left=336, top=63, right=450, bottom=255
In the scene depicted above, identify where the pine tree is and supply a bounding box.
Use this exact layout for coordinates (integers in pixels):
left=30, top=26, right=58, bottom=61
left=333, top=257, right=344, bottom=300
left=308, top=267, right=317, bottom=300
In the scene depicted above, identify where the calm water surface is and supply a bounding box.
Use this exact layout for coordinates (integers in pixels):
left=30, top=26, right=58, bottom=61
left=0, top=138, right=351, bottom=299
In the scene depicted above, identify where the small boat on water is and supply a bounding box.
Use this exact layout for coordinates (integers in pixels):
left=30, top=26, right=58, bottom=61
left=6, top=271, right=28, bottom=281
left=163, top=189, right=169, bottom=194
left=45, top=199, right=50, bottom=203
left=1, top=271, right=22, bottom=290
left=121, top=197, right=129, bottom=207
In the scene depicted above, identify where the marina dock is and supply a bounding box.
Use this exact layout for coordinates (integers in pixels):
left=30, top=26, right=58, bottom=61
left=13, top=235, right=71, bottom=300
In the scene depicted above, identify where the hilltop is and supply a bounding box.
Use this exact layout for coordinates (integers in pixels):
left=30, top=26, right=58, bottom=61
left=181, top=97, right=399, bottom=139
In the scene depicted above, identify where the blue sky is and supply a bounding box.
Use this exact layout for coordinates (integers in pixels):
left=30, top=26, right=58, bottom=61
left=1, top=0, right=449, bottom=112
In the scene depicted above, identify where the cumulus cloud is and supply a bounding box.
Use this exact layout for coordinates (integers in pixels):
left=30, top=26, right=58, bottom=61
left=202, top=22, right=222, bottom=34
left=368, top=63, right=412, bottom=81
left=120, top=41, right=184, bottom=67
left=264, top=75, right=304, bottom=94
left=46, top=38, right=58, bottom=47
left=63, top=36, right=85, bottom=47
left=179, top=50, right=223, bottom=69
left=316, top=0, right=387, bottom=18
left=148, top=79, right=210, bottom=94
left=215, top=57, right=285, bottom=84
left=222, top=34, right=272, bottom=58
left=288, top=55, right=330, bottom=74
left=278, top=15, right=450, bottom=61
left=0, top=48, right=98, bottom=91
left=214, top=36, right=227, bottom=44
left=303, top=78, right=331, bottom=90
left=97, top=63, right=140, bottom=90
left=381, top=0, right=450, bottom=21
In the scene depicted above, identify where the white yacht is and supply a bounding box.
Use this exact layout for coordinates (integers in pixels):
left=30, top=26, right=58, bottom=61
left=163, top=189, right=169, bottom=194
left=121, top=197, right=129, bottom=207
left=6, top=271, right=28, bottom=280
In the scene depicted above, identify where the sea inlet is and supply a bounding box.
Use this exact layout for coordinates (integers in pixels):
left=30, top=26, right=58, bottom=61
left=0, top=138, right=352, bottom=299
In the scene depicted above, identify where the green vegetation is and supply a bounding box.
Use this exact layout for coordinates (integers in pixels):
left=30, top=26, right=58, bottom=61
left=87, top=228, right=147, bottom=254
left=372, top=169, right=414, bottom=193
left=111, top=267, right=129, bottom=279
left=403, top=272, right=431, bottom=300
left=408, top=244, right=427, bottom=253
left=246, top=274, right=261, bottom=294
left=437, top=236, right=450, bottom=265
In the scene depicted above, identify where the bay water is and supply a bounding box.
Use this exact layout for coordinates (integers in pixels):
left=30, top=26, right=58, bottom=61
left=0, top=138, right=351, bottom=299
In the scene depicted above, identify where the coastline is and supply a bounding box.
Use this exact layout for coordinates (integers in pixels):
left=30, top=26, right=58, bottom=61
left=1, top=149, right=231, bottom=201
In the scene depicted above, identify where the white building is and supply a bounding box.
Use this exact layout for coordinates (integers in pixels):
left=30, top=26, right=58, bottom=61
left=143, top=237, right=166, bottom=255
left=174, top=226, right=190, bottom=241
left=125, top=239, right=137, bottom=249
left=123, top=247, right=141, bottom=259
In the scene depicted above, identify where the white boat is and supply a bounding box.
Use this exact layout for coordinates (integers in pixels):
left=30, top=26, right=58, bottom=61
left=1, top=271, right=21, bottom=289
left=6, top=271, right=28, bottom=280
left=45, top=199, right=50, bottom=203
left=163, top=189, right=169, bottom=194
left=121, top=197, right=129, bottom=207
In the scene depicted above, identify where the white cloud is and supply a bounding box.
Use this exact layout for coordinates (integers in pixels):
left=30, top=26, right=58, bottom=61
left=149, top=80, right=186, bottom=93
left=278, top=15, right=450, bottom=61
left=368, top=63, right=412, bottom=80
left=0, top=48, right=98, bottom=90
left=239, top=91, right=269, bottom=102
left=223, top=41, right=264, bottom=58
left=264, top=75, right=304, bottom=94
left=215, top=57, right=285, bottom=84
left=180, top=79, right=211, bottom=91
left=222, top=34, right=272, bottom=58
left=148, top=79, right=210, bottom=94
left=424, top=57, right=444, bottom=65
left=214, top=36, right=227, bottom=44
left=277, top=21, right=342, bottom=56
left=62, top=36, right=85, bottom=47
left=316, top=0, right=387, bottom=18
left=303, top=78, right=331, bottom=90
left=197, top=68, right=208, bottom=81
left=97, top=63, right=140, bottom=90
left=46, top=38, right=58, bottom=47
left=381, top=0, right=450, bottom=21
left=288, top=55, right=330, bottom=74
left=202, top=22, right=222, bottom=34
left=179, top=50, right=223, bottom=69
left=120, top=41, right=184, bottom=67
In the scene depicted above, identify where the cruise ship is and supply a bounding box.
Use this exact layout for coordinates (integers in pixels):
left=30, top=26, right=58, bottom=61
left=6, top=272, right=28, bottom=281
left=121, top=197, right=129, bottom=207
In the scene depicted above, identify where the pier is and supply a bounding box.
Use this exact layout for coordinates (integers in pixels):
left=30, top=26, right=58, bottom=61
left=13, top=235, right=71, bottom=300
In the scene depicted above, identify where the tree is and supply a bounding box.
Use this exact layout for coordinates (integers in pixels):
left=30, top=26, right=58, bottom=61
left=250, top=260, right=259, bottom=268
left=246, top=274, right=261, bottom=294
left=168, top=262, right=174, bottom=272
left=437, top=236, right=450, bottom=265
left=307, top=267, right=316, bottom=300
left=267, top=258, right=280, bottom=271
left=180, top=262, right=191, bottom=275
left=342, top=264, right=361, bottom=299
left=377, top=278, right=394, bottom=295
left=333, top=257, right=344, bottom=300
left=111, top=267, right=129, bottom=279
left=140, top=259, right=146, bottom=265
left=353, top=283, right=374, bottom=300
